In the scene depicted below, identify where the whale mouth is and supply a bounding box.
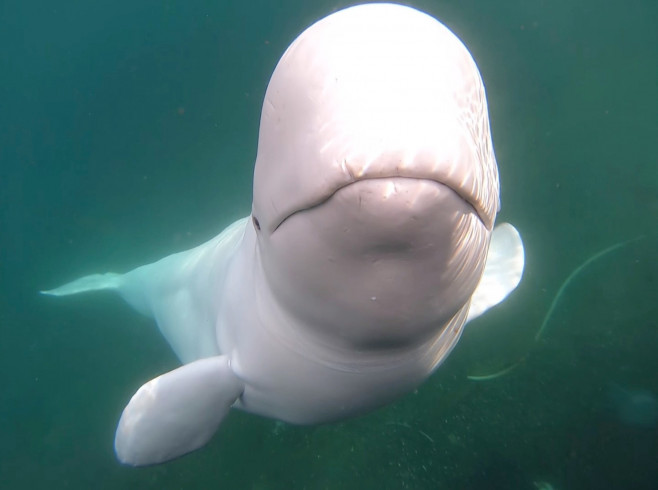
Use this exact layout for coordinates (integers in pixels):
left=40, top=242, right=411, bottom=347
left=272, top=175, right=482, bottom=234
left=259, top=175, right=488, bottom=359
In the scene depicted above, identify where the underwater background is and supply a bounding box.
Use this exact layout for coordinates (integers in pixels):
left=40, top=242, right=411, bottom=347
left=1, top=0, right=656, bottom=488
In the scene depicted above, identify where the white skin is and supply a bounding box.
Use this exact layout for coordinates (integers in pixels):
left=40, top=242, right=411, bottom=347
left=42, top=4, right=524, bottom=466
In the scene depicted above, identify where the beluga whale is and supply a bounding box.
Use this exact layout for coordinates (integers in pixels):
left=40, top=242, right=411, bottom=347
left=42, top=3, right=525, bottom=466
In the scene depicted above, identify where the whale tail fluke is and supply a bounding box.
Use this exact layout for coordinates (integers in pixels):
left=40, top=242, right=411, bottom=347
left=40, top=272, right=123, bottom=296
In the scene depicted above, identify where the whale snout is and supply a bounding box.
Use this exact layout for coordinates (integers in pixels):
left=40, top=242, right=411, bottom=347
left=260, top=175, right=489, bottom=348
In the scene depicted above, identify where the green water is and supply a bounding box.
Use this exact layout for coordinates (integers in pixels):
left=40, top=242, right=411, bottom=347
left=1, top=0, right=656, bottom=488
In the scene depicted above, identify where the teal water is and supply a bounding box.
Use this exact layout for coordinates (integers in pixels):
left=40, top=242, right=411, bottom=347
left=1, top=0, right=656, bottom=488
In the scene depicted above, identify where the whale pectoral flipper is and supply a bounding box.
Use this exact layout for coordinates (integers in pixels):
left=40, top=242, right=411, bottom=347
left=40, top=273, right=123, bottom=296
left=114, top=356, right=244, bottom=466
left=466, top=223, right=525, bottom=323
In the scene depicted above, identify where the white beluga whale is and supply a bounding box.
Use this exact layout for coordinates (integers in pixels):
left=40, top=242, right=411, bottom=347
left=42, top=3, right=524, bottom=466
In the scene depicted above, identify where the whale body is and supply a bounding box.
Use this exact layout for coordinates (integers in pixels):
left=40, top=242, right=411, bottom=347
left=42, top=3, right=525, bottom=466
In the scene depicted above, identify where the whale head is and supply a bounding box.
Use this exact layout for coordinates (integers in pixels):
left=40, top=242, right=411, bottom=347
left=251, top=4, right=500, bottom=350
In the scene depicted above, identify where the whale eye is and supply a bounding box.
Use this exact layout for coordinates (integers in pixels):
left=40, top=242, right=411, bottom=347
left=252, top=216, right=261, bottom=231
